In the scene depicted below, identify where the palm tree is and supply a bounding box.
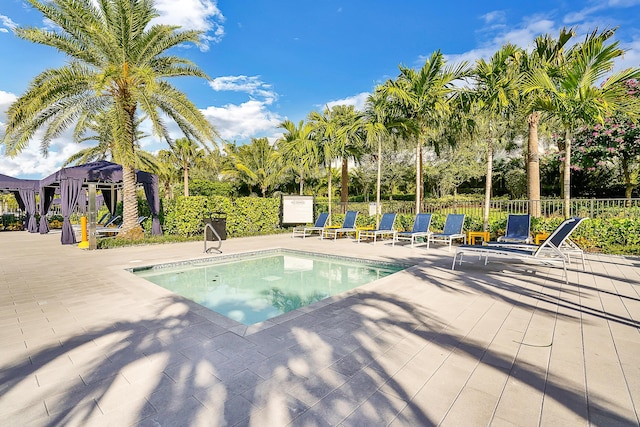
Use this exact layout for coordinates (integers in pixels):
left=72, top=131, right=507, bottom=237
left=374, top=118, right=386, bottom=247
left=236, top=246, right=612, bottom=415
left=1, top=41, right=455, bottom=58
left=520, top=28, right=575, bottom=217
left=2, top=0, right=216, bottom=237
left=165, top=137, right=206, bottom=197
left=277, top=119, right=318, bottom=195
left=223, top=138, right=283, bottom=197
left=361, top=87, right=412, bottom=224
left=63, top=108, right=158, bottom=171
left=381, top=51, right=469, bottom=214
left=523, top=28, right=640, bottom=217
left=467, top=44, right=521, bottom=231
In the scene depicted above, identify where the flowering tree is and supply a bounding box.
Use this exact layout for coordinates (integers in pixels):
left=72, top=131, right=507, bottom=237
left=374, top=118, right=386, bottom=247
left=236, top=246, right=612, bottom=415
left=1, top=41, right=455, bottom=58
left=573, top=80, right=640, bottom=199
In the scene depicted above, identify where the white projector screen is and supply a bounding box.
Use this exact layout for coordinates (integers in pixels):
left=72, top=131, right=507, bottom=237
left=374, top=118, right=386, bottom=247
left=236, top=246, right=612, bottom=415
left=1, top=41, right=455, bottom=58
left=281, top=195, right=314, bottom=224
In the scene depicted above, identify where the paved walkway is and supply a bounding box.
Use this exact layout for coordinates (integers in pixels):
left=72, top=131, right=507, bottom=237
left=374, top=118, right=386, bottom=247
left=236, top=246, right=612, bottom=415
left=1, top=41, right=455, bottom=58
left=0, top=230, right=638, bottom=426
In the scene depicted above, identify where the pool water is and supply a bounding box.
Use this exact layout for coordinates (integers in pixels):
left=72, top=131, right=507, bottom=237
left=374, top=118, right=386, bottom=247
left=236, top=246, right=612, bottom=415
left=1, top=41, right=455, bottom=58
left=132, top=249, right=405, bottom=325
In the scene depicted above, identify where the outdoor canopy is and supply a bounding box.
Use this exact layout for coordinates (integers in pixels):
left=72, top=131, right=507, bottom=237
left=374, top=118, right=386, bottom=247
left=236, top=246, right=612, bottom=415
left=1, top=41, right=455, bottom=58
left=39, top=160, right=163, bottom=244
left=0, top=173, right=40, bottom=233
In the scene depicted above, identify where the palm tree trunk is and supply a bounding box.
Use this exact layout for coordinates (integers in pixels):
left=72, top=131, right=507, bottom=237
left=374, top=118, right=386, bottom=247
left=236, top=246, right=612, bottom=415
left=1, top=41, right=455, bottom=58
left=483, top=142, right=493, bottom=232
left=299, top=172, right=304, bottom=196
left=415, top=142, right=421, bottom=214
left=527, top=112, right=541, bottom=217
left=376, top=137, right=382, bottom=227
left=327, top=166, right=332, bottom=224
left=183, top=166, right=189, bottom=197
left=119, top=164, right=141, bottom=237
left=622, top=156, right=634, bottom=200
left=563, top=129, right=572, bottom=218
left=341, top=157, right=348, bottom=213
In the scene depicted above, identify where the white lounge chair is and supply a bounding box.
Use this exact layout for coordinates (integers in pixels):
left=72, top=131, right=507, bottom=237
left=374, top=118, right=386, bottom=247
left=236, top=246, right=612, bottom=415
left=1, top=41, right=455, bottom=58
left=322, top=211, right=358, bottom=240
left=357, top=213, right=397, bottom=244
left=393, top=213, right=432, bottom=248
left=429, top=214, right=466, bottom=251
left=452, top=217, right=587, bottom=283
left=292, top=212, right=329, bottom=239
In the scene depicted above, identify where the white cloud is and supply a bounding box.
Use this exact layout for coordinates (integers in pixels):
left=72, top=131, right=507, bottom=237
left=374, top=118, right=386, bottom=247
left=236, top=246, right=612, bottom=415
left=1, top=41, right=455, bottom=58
left=325, top=92, right=370, bottom=112
left=0, top=14, right=17, bottom=31
left=151, top=0, right=225, bottom=51
left=482, top=10, right=506, bottom=25
left=209, top=75, right=277, bottom=102
left=201, top=100, right=282, bottom=142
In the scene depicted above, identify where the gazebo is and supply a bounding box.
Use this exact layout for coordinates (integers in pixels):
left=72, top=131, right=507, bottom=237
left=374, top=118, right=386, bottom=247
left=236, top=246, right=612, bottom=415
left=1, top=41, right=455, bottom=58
left=0, top=173, right=40, bottom=233
left=39, top=161, right=163, bottom=244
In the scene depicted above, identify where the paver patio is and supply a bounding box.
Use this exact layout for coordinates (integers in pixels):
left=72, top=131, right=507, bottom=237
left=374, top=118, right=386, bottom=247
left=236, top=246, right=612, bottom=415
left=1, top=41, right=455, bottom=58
left=0, top=230, right=638, bottom=426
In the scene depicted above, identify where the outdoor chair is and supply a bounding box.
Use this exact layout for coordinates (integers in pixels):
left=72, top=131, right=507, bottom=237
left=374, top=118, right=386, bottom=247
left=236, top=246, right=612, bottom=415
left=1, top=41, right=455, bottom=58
left=291, top=212, right=329, bottom=239
left=452, top=217, right=587, bottom=284
left=357, top=212, right=397, bottom=244
left=96, top=216, right=145, bottom=237
left=322, top=210, right=358, bottom=241
left=393, top=213, right=432, bottom=248
left=497, top=214, right=531, bottom=244
left=429, top=214, right=466, bottom=251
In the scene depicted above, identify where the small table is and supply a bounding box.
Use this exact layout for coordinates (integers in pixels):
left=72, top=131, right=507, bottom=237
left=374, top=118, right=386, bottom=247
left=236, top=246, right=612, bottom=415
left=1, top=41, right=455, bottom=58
left=321, top=225, right=340, bottom=239
left=468, top=231, right=490, bottom=245
left=535, top=232, right=550, bottom=245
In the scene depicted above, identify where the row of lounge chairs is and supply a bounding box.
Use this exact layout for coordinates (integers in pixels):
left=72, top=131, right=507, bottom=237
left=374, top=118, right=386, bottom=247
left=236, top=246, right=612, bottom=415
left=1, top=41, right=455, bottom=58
left=292, top=211, right=467, bottom=249
left=292, top=211, right=587, bottom=283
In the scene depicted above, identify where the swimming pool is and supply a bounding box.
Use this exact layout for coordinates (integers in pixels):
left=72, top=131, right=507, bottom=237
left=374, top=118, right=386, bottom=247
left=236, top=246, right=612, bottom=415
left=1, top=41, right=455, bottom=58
left=131, top=249, right=405, bottom=325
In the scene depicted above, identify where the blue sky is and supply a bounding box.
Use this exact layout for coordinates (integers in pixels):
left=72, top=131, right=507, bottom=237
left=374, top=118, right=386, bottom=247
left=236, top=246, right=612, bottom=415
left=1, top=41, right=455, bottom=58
left=1, top=0, right=640, bottom=179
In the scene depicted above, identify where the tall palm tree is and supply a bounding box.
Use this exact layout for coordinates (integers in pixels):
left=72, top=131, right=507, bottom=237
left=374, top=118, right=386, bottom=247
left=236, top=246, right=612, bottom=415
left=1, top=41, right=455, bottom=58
left=2, top=0, right=216, bottom=237
left=277, top=119, right=318, bottom=195
left=520, top=28, right=575, bottom=217
left=361, top=87, right=412, bottom=224
left=166, top=137, right=205, bottom=197
left=223, top=138, right=283, bottom=197
left=523, top=28, right=640, bottom=217
left=467, top=44, right=521, bottom=231
left=381, top=51, right=469, bottom=214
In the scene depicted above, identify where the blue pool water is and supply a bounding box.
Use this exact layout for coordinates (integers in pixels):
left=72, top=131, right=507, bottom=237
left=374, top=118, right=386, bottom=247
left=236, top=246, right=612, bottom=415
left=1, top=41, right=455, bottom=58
left=131, top=249, right=405, bottom=325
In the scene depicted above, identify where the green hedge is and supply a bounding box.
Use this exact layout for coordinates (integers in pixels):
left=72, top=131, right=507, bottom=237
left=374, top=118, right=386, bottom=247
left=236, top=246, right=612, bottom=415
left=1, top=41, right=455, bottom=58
left=162, top=195, right=281, bottom=238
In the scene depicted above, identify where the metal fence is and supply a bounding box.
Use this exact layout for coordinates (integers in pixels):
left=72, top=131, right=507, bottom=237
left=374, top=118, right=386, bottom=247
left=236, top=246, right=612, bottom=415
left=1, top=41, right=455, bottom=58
left=325, top=198, right=640, bottom=220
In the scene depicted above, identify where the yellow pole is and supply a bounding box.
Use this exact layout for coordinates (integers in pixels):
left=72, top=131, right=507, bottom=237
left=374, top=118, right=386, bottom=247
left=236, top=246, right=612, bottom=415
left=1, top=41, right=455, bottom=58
left=78, top=216, right=89, bottom=248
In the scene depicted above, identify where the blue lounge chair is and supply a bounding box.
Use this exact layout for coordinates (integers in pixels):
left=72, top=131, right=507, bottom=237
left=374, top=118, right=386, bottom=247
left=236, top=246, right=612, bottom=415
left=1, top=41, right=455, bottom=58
left=292, top=212, right=329, bottom=239
left=357, top=213, right=397, bottom=244
left=429, top=214, right=466, bottom=251
left=393, top=213, right=432, bottom=248
left=322, top=210, right=358, bottom=240
left=452, top=217, right=587, bottom=283
left=497, top=214, right=531, bottom=244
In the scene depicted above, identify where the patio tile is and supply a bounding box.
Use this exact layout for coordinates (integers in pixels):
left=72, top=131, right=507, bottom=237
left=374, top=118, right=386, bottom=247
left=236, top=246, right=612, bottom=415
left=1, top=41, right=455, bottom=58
left=1, top=233, right=638, bottom=426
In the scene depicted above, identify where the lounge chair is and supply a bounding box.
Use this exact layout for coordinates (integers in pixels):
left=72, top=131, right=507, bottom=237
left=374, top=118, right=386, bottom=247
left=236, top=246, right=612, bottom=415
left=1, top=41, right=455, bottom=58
left=429, top=214, right=466, bottom=251
left=452, top=217, right=587, bottom=284
left=393, top=213, right=432, bottom=248
left=487, top=217, right=586, bottom=269
left=322, top=210, right=358, bottom=241
left=96, top=216, right=145, bottom=236
left=357, top=212, right=397, bottom=244
left=292, top=212, right=329, bottom=239
left=497, top=214, right=531, bottom=244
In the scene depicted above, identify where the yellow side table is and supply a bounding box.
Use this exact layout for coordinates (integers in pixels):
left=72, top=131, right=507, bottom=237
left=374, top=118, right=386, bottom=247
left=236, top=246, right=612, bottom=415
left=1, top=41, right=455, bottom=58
left=468, top=231, right=490, bottom=245
left=535, top=231, right=550, bottom=245
left=321, top=225, right=340, bottom=239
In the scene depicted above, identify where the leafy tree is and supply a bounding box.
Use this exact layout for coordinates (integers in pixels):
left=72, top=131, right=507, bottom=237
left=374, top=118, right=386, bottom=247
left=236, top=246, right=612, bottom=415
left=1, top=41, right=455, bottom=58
left=573, top=86, right=640, bottom=199
left=466, top=43, right=521, bottom=231
left=380, top=51, right=469, bottom=214
left=164, top=137, right=207, bottom=197
left=523, top=28, right=640, bottom=217
left=223, top=138, right=283, bottom=197
left=520, top=28, right=575, bottom=217
left=2, top=0, right=216, bottom=237
left=277, top=119, right=318, bottom=195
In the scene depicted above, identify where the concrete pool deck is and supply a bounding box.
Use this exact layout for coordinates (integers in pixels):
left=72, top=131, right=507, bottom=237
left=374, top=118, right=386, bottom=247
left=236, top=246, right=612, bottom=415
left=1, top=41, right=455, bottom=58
left=0, top=230, right=638, bottom=426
